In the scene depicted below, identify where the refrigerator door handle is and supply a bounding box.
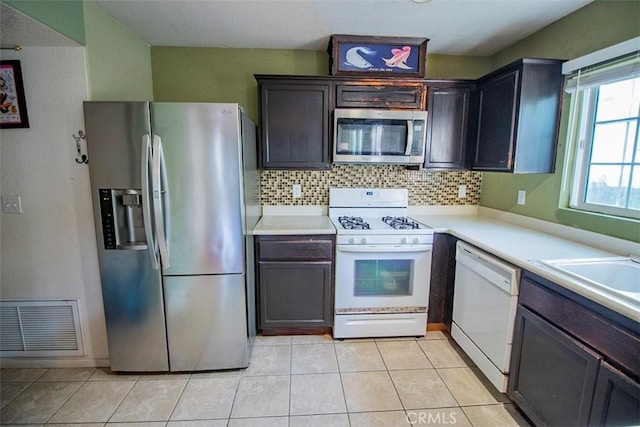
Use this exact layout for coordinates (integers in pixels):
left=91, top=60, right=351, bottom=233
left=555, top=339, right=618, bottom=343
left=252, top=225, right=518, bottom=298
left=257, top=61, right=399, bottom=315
left=141, top=134, right=159, bottom=269
left=152, top=135, right=171, bottom=269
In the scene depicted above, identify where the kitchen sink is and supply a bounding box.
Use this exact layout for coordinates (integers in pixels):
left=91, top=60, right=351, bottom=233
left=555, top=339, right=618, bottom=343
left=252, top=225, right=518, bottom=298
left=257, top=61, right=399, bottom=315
left=538, top=257, right=640, bottom=303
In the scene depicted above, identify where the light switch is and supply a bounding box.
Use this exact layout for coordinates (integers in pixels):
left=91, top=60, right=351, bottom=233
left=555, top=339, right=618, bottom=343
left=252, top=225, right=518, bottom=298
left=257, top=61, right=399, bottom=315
left=2, top=195, right=23, bottom=214
left=517, top=190, right=526, bottom=206
left=458, top=185, right=467, bottom=198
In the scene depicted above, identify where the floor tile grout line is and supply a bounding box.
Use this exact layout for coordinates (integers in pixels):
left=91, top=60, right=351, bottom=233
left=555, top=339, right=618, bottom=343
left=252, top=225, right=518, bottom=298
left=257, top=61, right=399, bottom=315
left=104, top=374, right=142, bottom=425
left=40, top=380, right=84, bottom=425
left=111, top=379, right=139, bottom=425
left=0, top=380, right=31, bottom=411
left=288, top=337, right=293, bottom=425
left=327, top=338, right=352, bottom=426
left=373, top=339, right=408, bottom=416
left=218, top=371, right=241, bottom=423
left=164, top=374, right=190, bottom=424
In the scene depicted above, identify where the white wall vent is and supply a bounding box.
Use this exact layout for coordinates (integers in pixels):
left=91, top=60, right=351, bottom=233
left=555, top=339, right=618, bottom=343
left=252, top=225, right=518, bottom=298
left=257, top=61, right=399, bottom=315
left=0, top=300, right=85, bottom=357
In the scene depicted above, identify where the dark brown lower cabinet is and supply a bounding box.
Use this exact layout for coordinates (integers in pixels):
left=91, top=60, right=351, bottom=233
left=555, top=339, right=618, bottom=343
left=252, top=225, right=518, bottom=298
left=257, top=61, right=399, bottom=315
left=255, top=235, right=334, bottom=333
left=427, top=233, right=458, bottom=326
left=590, top=361, right=640, bottom=426
left=509, top=271, right=640, bottom=427
left=509, top=306, right=601, bottom=426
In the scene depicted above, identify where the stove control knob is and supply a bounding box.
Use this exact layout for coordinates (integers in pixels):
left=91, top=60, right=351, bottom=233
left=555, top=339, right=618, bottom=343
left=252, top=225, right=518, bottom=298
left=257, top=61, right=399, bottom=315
left=401, top=237, right=407, bottom=244
left=349, top=238, right=355, bottom=244
left=413, top=237, right=420, bottom=244
left=361, top=237, right=367, bottom=244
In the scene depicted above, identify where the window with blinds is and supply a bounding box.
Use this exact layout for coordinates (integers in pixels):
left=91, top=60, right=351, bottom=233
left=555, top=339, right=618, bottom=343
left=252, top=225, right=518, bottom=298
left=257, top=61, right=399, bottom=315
left=564, top=40, right=640, bottom=219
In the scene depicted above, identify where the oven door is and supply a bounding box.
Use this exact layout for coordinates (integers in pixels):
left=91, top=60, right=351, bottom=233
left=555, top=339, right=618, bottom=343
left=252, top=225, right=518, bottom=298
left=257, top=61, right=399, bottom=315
left=335, top=244, right=431, bottom=311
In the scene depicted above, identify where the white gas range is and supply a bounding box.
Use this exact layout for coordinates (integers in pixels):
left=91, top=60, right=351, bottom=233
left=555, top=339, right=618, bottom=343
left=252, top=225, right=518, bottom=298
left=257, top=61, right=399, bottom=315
left=329, top=188, right=433, bottom=338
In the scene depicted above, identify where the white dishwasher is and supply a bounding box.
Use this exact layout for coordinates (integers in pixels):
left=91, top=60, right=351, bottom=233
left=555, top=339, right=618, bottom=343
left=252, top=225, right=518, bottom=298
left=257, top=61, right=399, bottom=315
left=451, top=241, right=520, bottom=393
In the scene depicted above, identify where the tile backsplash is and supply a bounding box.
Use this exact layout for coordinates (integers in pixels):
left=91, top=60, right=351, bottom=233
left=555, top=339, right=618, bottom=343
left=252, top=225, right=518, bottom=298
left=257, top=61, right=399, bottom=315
left=261, top=165, right=482, bottom=205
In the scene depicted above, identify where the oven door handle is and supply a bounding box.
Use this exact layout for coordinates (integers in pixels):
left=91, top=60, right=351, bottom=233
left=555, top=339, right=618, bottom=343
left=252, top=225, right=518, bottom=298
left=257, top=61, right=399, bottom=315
left=337, top=244, right=432, bottom=253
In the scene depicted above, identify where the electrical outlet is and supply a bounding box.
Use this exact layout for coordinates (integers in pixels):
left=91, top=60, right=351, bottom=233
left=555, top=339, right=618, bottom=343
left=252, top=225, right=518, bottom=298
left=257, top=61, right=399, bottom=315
left=2, top=195, right=23, bottom=214
left=517, top=190, right=526, bottom=206
left=458, top=185, right=467, bottom=198
left=292, top=184, right=302, bottom=198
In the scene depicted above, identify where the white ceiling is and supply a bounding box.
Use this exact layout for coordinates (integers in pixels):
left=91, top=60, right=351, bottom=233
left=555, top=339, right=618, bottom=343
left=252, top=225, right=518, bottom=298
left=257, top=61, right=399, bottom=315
left=0, top=3, right=79, bottom=48
left=2, top=0, right=593, bottom=56
left=93, top=0, right=593, bottom=55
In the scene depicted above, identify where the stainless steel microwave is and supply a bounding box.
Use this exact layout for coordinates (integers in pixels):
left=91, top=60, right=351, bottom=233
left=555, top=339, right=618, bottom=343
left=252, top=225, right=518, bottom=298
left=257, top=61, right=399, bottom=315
left=333, top=109, right=428, bottom=165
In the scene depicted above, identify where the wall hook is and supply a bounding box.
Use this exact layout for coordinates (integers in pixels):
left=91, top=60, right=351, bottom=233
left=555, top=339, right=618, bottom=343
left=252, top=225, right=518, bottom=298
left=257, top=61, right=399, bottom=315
left=73, top=130, right=88, bottom=164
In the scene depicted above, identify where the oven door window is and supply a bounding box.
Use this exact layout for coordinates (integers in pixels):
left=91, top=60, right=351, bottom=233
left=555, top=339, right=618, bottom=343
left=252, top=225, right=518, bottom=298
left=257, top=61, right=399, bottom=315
left=354, top=259, right=414, bottom=296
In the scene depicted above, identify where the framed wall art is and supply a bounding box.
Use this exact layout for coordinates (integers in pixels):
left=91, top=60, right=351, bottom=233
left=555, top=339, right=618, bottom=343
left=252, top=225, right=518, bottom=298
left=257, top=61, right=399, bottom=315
left=0, top=60, right=29, bottom=129
left=328, top=35, right=428, bottom=78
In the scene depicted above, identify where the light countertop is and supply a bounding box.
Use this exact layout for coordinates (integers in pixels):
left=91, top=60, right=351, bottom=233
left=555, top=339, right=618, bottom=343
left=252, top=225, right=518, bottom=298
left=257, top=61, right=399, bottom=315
left=411, top=213, right=639, bottom=322
left=253, top=215, right=336, bottom=235
left=252, top=206, right=639, bottom=321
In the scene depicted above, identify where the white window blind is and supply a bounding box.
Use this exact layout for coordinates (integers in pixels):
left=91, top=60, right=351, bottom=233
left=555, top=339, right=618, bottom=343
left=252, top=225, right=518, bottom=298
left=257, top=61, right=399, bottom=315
left=564, top=53, right=640, bottom=93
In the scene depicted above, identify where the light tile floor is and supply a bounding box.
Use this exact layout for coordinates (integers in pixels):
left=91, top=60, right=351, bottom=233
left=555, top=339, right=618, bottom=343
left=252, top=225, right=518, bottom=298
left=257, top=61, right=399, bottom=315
left=0, top=332, right=532, bottom=426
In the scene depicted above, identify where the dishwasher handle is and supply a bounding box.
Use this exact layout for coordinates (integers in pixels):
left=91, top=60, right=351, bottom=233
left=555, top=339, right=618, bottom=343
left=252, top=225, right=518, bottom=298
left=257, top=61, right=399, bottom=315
left=456, top=250, right=519, bottom=295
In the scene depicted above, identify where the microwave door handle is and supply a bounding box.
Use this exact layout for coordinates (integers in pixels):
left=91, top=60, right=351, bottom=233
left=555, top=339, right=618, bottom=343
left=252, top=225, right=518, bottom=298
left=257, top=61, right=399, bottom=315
left=405, top=120, right=414, bottom=155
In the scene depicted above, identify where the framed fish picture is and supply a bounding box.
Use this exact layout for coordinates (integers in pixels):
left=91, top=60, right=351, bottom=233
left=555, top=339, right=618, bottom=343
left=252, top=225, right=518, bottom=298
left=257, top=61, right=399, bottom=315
left=328, top=35, right=428, bottom=77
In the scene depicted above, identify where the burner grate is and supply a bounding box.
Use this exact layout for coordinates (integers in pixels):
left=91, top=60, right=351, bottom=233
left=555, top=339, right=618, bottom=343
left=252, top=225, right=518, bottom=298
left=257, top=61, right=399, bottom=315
left=382, top=216, right=421, bottom=230
left=338, top=216, right=370, bottom=230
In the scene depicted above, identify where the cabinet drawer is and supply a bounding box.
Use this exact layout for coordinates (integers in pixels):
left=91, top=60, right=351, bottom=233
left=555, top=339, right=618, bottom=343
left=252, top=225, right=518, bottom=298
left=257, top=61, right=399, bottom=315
left=257, top=239, right=333, bottom=261
left=519, top=273, right=640, bottom=377
left=335, top=82, right=426, bottom=109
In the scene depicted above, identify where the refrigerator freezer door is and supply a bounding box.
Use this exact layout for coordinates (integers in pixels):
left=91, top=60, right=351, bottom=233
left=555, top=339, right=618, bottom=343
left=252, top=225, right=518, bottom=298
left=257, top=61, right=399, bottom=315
left=164, top=274, right=250, bottom=371
left=83, top=101, right=169, bottom=372
left=100, top=252, right=169, bottom=372
left=151, top=103, right=245, bottom=276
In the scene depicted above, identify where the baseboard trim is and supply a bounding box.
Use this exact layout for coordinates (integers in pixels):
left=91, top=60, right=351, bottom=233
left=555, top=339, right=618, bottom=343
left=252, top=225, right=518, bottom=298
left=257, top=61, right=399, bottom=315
left=0, top=357, right=110, bottom=369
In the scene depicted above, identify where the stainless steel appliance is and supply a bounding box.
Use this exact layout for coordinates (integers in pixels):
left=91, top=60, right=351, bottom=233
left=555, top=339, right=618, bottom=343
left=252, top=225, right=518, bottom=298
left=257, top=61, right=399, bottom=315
left=333, top=109, right=428, bottom=165
left=452, top=241, right=520, bottom=392
left=329, top=188, right=433, bottom=338
left=83, top=102, right=260, bottom=372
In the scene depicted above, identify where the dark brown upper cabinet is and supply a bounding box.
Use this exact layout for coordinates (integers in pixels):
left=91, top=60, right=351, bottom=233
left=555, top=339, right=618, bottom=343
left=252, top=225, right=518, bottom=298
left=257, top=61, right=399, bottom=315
left=469, top=58, right=564, bottom=173
left=256, top=75, right=332, bottom=170
left=423, top=81, right=474, bottom=170
left=334, top=78, right=426, bottom=110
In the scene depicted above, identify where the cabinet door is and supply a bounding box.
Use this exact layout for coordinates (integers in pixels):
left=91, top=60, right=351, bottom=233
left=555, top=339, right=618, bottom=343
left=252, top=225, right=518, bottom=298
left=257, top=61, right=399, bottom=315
left=258, top=80, right=331, bottom=169
left=508, top=305, right=601, bottom=427
left=423, top=85, right=471, bottom=170
left=589, top=361, right=640, bottom=426
left=258, top=261, right=333, bottom=328
left=472, top=69, right=519, bottom=171
left=427, top=233, right=457, bottom=324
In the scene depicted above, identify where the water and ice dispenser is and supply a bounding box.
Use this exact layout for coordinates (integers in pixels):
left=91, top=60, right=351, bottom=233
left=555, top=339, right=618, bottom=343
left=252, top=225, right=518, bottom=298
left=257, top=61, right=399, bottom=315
left=98, top=189, right=148, bottom=250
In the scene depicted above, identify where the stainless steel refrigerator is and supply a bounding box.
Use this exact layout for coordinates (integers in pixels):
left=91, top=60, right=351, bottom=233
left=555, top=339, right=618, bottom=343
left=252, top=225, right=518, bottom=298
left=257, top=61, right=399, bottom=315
left=83, top=102, right=260, bottom=372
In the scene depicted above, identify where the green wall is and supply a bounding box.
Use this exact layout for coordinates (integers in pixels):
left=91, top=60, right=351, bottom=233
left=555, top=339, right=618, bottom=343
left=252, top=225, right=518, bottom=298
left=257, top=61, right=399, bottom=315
left=83, top=1, right=153, bottom=101
left=3, top=0, right=85, bottom=45
left=425, top=54, right=492, bottom=80
left=480, top=0, right=640, bottom=242
left=151, top=48, right=328, bottom=122
left=151, top=48, right=492, bottom=123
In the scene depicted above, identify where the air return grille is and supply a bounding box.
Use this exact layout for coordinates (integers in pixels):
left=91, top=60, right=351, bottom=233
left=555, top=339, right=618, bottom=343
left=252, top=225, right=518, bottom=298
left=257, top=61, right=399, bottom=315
left=0, top=300, right=84, bottom=357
